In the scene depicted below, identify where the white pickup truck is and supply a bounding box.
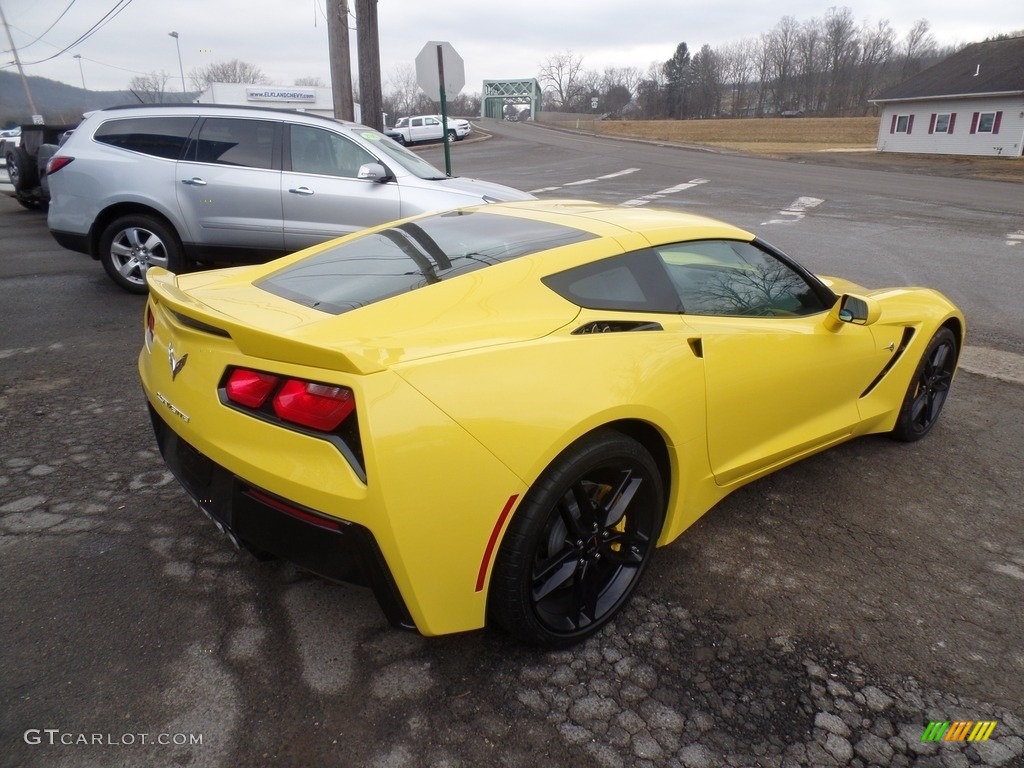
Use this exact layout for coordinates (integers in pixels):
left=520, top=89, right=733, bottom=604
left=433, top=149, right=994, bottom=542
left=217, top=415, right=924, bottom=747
left=386, top=115, right=471, bottom=145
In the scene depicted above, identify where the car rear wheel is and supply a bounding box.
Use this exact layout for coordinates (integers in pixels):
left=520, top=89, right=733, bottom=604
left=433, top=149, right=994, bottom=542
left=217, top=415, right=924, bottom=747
left=889, top=327, right=958, bottom=442
left=99, top=214, right=184, bottom=294
left=489, top=429, right=664, bottom=647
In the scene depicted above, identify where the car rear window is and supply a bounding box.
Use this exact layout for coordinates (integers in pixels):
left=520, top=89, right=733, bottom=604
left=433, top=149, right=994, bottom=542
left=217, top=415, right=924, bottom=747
left=94, top=116, right=197, bottom=159
left=257, top=210, right=594, bottom=314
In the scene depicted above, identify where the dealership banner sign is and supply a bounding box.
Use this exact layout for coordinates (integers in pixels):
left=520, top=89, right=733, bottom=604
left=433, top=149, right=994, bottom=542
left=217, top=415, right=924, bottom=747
left=246, top=88, right=316, bottom=102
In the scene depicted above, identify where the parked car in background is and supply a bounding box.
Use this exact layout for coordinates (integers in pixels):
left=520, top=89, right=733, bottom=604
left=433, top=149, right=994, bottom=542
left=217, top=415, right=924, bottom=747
left=4, top=123, right=76, bottom=211
left=46, top=104, right=531, bottom=293
left=386, top=115, right=471, bottom=145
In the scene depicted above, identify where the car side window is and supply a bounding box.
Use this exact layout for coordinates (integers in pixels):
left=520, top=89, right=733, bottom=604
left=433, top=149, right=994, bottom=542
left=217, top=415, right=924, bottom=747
left=425, top=118, right=439, bottom=126
left=290, top=125, right=376, bottom=178
left=655, top=240, right=828, bottom=317
left=192, top=118, right=275, bottom=169
left=542, top=250, right=682, bottom=313
left=94, top=116, right=197, bottom=159
left=412, top=118, right=423, bottom=127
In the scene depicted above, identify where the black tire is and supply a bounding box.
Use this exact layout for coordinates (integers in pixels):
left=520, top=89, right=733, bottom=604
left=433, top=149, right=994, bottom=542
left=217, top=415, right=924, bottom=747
left=889, top=327, right=958, bottom=442
left=99, top=214, right=184, bottom=294
left=489, top=429, right=665, bottom=647
left=446, top=130, right=458, bottom=143
left=9, top=147, right=38, bottom=191
left=14, top=194, right=43, bottom=211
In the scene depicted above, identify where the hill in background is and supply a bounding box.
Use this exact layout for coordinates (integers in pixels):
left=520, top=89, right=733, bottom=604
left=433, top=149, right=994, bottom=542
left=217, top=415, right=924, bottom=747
left=0, top=71, right=191, bottom=126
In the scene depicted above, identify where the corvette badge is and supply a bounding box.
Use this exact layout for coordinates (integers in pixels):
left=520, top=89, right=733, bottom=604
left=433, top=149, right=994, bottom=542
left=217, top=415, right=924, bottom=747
left=168, top=344, right=189, bottom=381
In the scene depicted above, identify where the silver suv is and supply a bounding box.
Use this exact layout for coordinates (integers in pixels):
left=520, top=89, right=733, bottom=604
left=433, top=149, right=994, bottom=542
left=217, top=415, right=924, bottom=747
left=47, top=104, right=531, bottom=293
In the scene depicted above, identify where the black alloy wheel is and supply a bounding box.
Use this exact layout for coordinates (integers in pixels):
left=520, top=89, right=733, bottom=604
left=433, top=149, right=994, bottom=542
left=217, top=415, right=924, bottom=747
left=490, top=430, right=664, bottom=647
left=890, top=327, right=958, bottom=442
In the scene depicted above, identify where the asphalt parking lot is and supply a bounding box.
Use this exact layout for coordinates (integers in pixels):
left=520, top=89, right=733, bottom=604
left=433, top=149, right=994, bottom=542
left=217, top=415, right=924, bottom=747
left=2, top=123, right=1024, bottom=768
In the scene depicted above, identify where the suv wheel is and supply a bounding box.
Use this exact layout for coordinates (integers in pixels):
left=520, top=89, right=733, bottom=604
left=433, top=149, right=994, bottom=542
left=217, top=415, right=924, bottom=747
left=99, top=214, right=184, bottom=294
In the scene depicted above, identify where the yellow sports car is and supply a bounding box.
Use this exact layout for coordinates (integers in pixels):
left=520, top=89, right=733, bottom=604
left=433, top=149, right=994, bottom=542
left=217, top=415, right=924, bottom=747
left=139, top=200, right=964, bottom=647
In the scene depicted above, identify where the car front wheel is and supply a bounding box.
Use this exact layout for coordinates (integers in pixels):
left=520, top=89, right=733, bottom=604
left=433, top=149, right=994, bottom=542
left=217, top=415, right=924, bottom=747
left=99, top=214, right=184, bottom=294
left=446, top=130, right=458, bottom=143
left=489, top=429, right=664, bottom=647
left=889, top=327, right=958, bottom=442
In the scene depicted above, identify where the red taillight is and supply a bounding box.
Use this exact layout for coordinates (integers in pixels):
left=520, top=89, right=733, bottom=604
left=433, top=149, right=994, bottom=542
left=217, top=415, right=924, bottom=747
left=226, top=369, right=279, bottom=408
left=273, top=379, right=355, bottom=431
left=47, top=156, right=73, bottom=174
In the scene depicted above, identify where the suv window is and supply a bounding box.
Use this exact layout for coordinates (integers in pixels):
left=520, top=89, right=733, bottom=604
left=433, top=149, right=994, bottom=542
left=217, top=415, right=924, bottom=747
left=290, top=125, right=375, bottom=178
left=190, top=117, right=276, bottom=169
left=94, top=116, right=197, bottom=160
left=257, top=210, right=594, bottom=314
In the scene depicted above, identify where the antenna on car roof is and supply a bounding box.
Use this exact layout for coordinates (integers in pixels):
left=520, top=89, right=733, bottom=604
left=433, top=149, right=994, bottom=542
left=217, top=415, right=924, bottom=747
left=127, top=89, right=145, bottom=104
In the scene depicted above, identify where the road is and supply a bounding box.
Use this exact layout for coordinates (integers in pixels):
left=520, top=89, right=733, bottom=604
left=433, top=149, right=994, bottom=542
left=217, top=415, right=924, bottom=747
left=2, top=122, right=1023, bottom=768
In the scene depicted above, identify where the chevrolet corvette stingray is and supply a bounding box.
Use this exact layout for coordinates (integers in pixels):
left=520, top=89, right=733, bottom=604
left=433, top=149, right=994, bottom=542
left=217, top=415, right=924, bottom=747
left=139, top=200, right=964, bottom=647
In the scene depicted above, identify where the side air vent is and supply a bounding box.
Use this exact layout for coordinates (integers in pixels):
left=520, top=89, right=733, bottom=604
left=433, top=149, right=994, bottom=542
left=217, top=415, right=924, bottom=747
left=860, top=327, right=916, bottom=397
left=572, top=321, right=663, bottom=335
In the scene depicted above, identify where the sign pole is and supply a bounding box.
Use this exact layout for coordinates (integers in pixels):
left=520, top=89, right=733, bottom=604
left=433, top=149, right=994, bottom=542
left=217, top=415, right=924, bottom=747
left=437, top=44, right=452, bottom=177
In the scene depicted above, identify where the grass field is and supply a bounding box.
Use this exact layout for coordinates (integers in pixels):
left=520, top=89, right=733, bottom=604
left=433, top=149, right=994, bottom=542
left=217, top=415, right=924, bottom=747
left=560, top=116, right=880, bottom=153
left=541, top=116, right=1022, bottom=182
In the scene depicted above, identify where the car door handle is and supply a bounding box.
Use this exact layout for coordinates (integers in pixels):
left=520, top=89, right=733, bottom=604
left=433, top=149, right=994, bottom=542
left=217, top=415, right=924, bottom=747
left=288, top=186, right=315, bottom=196
left=181, top=177, right=207, bottom=186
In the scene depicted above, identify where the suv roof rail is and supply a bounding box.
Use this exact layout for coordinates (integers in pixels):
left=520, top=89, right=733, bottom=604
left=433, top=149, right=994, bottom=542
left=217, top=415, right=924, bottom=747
left=98, top=102, right=360, bottom=126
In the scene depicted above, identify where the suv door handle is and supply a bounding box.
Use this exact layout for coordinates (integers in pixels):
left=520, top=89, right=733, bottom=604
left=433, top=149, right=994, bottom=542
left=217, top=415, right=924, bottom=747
left=288, top=186, right=315, bottom=196
left=181, top=177, right=207, bottom=186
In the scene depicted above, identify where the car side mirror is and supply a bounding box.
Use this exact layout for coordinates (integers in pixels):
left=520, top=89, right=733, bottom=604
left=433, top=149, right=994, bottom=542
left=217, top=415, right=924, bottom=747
left=824, top=293, right=881, bottom=331
left=358, top=163, right=392, bottom=183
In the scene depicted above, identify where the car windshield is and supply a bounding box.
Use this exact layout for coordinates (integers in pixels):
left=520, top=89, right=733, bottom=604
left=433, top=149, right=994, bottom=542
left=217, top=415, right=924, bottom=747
left=256, top=210, right=595, bottom=315
left=347, top=127, right=447, bottom=180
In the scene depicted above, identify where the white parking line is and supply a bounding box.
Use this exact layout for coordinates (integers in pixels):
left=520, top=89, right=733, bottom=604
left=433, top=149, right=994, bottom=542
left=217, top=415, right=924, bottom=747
left=621, top=178, right=709, bottom=207
left=527, top=168, right=639, bottom=194
left=1007, top=231, right=1024, bottom=247
left=761, top=196, right=824, bottom=225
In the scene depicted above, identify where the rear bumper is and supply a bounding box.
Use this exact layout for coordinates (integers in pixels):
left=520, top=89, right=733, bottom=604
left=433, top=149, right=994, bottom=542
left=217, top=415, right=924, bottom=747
left=148, top=403, right=415, bottom=630
left=50, top=229, right=90, bottom=255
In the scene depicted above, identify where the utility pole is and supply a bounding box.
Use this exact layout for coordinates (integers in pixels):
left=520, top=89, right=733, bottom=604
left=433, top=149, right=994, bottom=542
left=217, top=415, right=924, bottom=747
left=326, top=0, right=354, bottom=121
left=0, top=0, right=38, bottom=115
left=355, top=0, right=383, bottom=130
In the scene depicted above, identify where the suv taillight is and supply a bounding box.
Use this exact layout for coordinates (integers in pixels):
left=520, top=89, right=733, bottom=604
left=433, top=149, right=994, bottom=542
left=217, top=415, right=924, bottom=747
left=47, top=156, right=73, bottom=174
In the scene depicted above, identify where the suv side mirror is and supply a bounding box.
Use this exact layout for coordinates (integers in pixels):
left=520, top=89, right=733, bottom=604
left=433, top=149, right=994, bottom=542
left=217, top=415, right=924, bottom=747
left=824, top=293, right=881, bottom=331
left=357, top=162, right=391, bottom=183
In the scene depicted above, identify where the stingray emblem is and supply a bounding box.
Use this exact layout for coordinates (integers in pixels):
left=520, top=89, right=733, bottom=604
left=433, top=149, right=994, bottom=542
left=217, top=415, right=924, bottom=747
left=168, top=344, right=189, bottom=381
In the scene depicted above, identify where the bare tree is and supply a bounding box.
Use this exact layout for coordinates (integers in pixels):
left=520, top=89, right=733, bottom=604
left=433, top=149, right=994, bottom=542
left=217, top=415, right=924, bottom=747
left=823, top=7, right=859, bottom=115
left=538, top=51, right=586, bottom=109
left=188, top=59, right=270, bottom=92
left=769, top=16, right=801, bottom=112
left=854, top=19, right=896, bottom=112
left=294, top=76, right=326, bottom=87
left=795, top=17, right=824, bottom=113
left=902, top=19, right=937, bottom=78
left=719, top=39, right=754, bottom=116
left=752, top=33, right=773, bottom=116
left=601, top=66, right=643, bottom=99
left=128, top=71, right=171, bottom=103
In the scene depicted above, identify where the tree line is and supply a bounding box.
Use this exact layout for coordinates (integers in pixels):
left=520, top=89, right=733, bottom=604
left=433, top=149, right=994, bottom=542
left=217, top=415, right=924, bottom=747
left=537, top=10, right=965, bottom=119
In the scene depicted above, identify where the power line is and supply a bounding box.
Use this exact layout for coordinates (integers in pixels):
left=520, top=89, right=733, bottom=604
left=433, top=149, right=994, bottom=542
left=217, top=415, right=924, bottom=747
left=14, top=0, right=136, bottom=66
left=0, top=0, right=78, bottom=54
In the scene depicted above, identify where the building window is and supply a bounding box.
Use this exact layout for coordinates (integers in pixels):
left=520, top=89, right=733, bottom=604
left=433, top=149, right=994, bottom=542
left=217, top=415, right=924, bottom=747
left=971, top=111, right=1003, bottom=134
left=931, top=113, right=953, bottom=134
left=891, top=114, right=914, bottom=134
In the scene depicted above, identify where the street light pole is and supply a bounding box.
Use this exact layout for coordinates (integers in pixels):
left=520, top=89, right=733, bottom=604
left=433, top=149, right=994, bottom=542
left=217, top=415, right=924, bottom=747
left=73, top=54, right=86, bottom=89
left=168, top=31, right=186, bottom=95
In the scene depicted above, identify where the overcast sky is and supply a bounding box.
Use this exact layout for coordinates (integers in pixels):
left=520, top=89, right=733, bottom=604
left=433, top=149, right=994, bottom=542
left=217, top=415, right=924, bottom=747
left=1, top=0, right=1019, bottom=98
